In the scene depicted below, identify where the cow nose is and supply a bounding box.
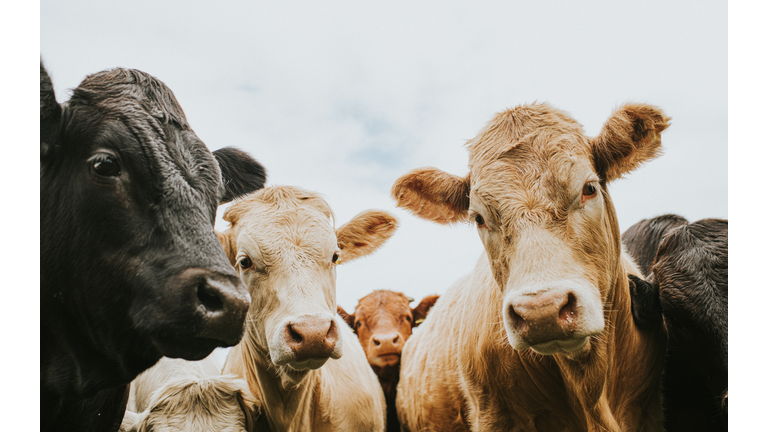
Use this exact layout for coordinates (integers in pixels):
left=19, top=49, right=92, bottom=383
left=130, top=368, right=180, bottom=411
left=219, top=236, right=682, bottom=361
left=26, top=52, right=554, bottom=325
left=508, top=290, right=577, bottom=346
left=179, top=269, right=251, bottom=346
left=371, top=333, right=402, bottom=350
left=284, top=316, right=340, bottom=361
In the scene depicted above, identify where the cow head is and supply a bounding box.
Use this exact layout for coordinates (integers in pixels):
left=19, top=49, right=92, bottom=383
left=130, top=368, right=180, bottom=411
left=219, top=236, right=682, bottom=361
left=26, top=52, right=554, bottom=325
left=337, top=291, right=438, bottom=370
left=219, top=186, right=398, bottom=388
left=128, top=375, right=260, bottom=432
left=40, top=61, right=267, bottom=397
left=392, top=102, right=669, bottom=356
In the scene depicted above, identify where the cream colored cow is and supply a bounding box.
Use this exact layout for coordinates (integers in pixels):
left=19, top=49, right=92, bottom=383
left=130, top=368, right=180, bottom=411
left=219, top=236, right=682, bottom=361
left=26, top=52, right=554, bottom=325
left=124, top=353, right=262, bottom=432
left=220, top=186, right=394, bottom=432
left=392, top=102, right=669, bottom=431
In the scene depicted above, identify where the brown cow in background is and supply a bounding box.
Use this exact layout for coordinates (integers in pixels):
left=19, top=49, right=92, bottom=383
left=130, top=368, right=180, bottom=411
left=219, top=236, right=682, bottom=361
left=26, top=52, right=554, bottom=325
left=338, top=291, right=439, bottom=432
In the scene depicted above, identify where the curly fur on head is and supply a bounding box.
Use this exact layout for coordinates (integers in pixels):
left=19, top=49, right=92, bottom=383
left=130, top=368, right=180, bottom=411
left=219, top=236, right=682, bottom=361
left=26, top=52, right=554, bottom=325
left=131, top=375, right=260, bottom=432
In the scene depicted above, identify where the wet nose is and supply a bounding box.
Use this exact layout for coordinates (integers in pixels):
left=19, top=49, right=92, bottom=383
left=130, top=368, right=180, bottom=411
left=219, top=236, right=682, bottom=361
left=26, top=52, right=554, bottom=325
left=284, top=316, right=340, bottom=361
left=178, top=268, right=251, bottom=345
left=508, top=289, right=578, bottom=346
left=371, top=333, right=403, bottom=352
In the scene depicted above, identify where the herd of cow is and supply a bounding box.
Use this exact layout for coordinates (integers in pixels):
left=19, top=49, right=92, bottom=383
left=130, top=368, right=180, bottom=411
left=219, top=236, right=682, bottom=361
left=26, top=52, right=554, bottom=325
left=40, top=60, right=728, bottom=432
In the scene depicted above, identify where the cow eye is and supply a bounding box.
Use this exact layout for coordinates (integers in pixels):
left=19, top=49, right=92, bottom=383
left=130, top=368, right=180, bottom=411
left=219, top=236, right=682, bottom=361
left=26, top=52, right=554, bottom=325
left=355, top=321, right=361, bottom=329
left=582, top=182, right=598, bottom=198
left=92, top=156, right=121, bottom=177
left=405, top=315, right=412, bottom=323
left=474, top=214, right=485, bottom=226
left=238, top=256, right=253, bottom=269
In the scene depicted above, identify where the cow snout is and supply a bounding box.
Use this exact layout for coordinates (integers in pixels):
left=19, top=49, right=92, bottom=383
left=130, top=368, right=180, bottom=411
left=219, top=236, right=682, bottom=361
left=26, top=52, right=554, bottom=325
left=369, top=332, right=404, bottom=367
left=193, top=271, right=251, bottom=345
left=284, top=316, right=340, bottom=362
left=508, top=290, right=578, bottom=346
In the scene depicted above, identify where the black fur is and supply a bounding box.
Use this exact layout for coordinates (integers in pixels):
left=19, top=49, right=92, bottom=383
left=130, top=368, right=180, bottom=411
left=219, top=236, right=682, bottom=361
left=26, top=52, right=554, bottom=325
left=213, top=146, right=267, bottom=203
left=653, top=218, right=728, bottom=432
left=40, top=62, right=266, bottom=431
left=623, top=216, right=728, bottom=432
left=622, top=213, right=688, bottom=277
left=627, top=274, right=663, bottom=330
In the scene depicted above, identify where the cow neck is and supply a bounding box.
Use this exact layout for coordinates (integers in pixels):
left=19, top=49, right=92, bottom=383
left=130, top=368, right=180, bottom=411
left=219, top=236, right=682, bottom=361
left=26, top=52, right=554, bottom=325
left=235, top=327, right=325, bottom=432
left=370, top=363, right=399, bottom=398
left=602, top=264, right=667, bottom=430
left=371, top=364, right=400, bottom=432
left=465, top=254, right=622, bottom=431
left=41, top=306, right=157, bottom=399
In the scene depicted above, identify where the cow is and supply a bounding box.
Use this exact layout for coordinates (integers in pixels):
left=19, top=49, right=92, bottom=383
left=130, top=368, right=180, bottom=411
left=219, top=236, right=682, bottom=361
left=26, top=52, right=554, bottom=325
left=624, top=217, right=728, bottom=431
left=622, top=214, right=689, bottom=277
left=123, top=354, right=266, bottom=432
left=40, top=61, right=267, bottom=432
left=391, top=102, right=670, bottom=431
left=337, top=290, right=439, bottom=432
left=220, top=186, right=396, bottom=431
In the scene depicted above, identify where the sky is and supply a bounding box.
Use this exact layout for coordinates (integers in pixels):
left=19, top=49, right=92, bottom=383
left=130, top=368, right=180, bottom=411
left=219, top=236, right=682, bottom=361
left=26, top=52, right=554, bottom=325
left=39, top=0, right=728, bottom=315
left=6, top=0, right=765, bottom=428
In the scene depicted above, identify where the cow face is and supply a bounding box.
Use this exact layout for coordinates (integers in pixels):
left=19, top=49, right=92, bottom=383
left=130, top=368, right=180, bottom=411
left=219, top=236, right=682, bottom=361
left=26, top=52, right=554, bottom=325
left=338, top=291, right=438, bottom=369
left=40, top=62, right=267, bottom=397
left=393, top=102, right=669, bottom=356
left=219, top=186, right=398, bottom=388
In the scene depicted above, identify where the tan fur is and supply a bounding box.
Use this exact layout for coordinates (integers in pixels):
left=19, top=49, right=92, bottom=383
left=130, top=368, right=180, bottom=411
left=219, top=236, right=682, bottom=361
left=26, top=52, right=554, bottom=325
left=393, top=102, right=668, bottom=431
left=127, top=356, right=261, bottom=432
left=220, top=186, right=393, bottom=432
left=336, top=211, right=399, bottom=263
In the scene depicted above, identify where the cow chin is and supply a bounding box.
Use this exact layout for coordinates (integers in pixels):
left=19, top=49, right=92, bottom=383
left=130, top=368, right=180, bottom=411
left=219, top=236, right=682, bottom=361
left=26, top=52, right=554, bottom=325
left=151, top=335, right=222, bottom=361
left=370, top=353, right=401, bottom=368
left=530, top=337, right=591, bottom=356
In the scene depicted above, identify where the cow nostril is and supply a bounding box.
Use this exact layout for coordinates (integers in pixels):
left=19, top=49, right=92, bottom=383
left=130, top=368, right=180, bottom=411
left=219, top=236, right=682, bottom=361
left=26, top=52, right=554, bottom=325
left=197, top=281, right=224, bottom=313
left=373, top=338, right=381, bottom=346
left=393, top=335, right=399, bottom=344
left=559, top=293, right=577, bottom=324
left=508, top=304, right=527, bottom=333
left=288, top=324, right=303, bottom=344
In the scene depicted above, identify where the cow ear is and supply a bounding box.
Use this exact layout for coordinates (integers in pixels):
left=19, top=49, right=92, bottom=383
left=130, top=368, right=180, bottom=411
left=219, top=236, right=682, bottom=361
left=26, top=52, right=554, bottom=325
left=216, top=230, right=237, bottom=266
left=337, top=305, right=355, bottom=329
left=591, top=103, right=670, bottom=183
left=128, top=410, right=150, bottom=432
left=411, top=295, right=439, bottom=327
left=335, top=210, right=398, bottom=264
left=40, top=60, right=62, bottom=160
left=628, top=274, right=663, bottom=330
left=392, top=167, right=470, bottom=224
left=213, top=147, right=267, bottom=204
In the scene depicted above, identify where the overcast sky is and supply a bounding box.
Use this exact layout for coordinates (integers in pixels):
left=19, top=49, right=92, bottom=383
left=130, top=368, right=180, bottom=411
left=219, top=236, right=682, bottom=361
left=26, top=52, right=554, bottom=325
left=40, top=1, right=727, bottom=313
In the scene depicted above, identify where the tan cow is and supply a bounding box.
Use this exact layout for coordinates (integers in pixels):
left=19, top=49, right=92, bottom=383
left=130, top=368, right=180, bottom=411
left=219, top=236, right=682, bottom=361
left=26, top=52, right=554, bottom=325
left=391, top=102, right=669, bottom=431
left=220, top=186, right=395, bottom=432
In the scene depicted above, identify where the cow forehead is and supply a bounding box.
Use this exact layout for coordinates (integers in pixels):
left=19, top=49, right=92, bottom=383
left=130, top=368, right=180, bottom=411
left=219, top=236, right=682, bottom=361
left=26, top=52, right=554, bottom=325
left=356, top=291, right=412, bottom=320
left=238, top=206, right=336, bottom=263
left=470, top=147, right=595, bottom=225
left=68, top=69, right=223, bottom=203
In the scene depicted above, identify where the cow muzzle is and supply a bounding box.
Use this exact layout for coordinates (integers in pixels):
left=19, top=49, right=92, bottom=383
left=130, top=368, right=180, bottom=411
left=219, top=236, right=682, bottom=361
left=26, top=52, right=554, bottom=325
left=272, top=313, right=343, bottom=370
left=368, top=332, right=404, bottom=367
left=504, top=283, right=604, bottom=355
left=149, top=268, right=251, bottom=360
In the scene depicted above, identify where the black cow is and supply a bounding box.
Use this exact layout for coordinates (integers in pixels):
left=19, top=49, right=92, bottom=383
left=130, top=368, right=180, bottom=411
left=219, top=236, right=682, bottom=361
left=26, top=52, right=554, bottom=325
left=623, top=216, right=728, bottom=432
left=622, top=213, right=689, bottom=277
left=40, top=61, right=267, bottom=432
